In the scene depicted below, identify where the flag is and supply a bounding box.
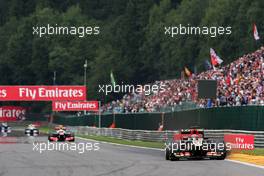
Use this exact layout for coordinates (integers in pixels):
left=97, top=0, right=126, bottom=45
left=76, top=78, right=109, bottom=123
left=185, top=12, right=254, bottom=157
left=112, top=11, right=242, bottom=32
left=253, top=23, right=260, bottom=40
left=84, top=60, right=88, bottom=68
left=110, top=71, right=116, bottom=87
left=193, top=66, right=197, bottom=75
left=204, top=60, right=212, bottom=70
left=158, top=124, right=163, bottom=131
left=210, top=48, right=223, bottom=66
left=181, top=71, right=185, bottom=79
left=109, top=122, right=116, bottom=128
left=184, top=67, right=192, bottom=77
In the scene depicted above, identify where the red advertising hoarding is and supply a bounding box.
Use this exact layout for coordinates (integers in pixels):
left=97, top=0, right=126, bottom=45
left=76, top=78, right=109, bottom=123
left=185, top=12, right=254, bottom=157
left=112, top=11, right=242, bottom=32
left=224, top=134, right=254, bottom=150
left=0, top=86, right=86, bottom=101
left=52, top=101, right=99, bottom=111
left=0, top=106, right=26, bottom=121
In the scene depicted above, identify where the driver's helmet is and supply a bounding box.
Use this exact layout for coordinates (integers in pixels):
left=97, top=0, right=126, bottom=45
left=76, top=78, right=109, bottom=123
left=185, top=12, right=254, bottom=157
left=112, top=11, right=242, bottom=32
left=55, top=125, right=66, bottom=130
left=57, top=129, right=65, bottom=135
left=28, top=124, right=35, bottom=128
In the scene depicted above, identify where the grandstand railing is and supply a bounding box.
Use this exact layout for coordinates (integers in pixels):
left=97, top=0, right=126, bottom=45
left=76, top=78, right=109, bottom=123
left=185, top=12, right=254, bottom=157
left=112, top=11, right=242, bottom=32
left=102, top=101, right=199, bottom=114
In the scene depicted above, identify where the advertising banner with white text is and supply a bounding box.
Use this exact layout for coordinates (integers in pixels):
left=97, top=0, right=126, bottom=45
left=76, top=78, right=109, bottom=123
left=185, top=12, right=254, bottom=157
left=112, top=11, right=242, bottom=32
left=0, top=106, right=26, bottom=121
left=52, top=101, right=99, bottom=111
left=0, top=86, right=86, bottom=101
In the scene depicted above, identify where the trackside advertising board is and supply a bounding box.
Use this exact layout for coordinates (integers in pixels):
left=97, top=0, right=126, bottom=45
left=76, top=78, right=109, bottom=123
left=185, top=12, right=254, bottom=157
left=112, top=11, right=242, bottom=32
left=224, top=134, right=254, bottom=150
left=0, top=106, right=26, bottom=121
left=0, top=86, right=86, bottom=101
left=52, top=101, right=99, bottom=111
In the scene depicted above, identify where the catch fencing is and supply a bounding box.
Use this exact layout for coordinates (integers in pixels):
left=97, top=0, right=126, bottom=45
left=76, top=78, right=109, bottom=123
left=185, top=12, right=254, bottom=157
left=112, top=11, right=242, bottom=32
left=70, top=126, right=264, bottom=148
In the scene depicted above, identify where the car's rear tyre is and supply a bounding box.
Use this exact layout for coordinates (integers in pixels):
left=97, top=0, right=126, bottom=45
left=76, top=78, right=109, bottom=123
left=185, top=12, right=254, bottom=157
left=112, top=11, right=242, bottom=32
left=165, top=149, right=170, bottom=160
left=217, top=153, right=226, bottom=160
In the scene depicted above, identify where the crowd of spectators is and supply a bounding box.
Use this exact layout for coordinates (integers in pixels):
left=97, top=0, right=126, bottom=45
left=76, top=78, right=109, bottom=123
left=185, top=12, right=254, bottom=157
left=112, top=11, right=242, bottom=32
left=102, top=47, right=264, bottom=113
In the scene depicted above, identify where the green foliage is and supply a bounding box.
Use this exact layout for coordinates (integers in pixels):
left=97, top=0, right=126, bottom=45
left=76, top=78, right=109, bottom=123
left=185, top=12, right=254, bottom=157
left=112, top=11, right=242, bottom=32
left=0, top=0, right=263, bottom=110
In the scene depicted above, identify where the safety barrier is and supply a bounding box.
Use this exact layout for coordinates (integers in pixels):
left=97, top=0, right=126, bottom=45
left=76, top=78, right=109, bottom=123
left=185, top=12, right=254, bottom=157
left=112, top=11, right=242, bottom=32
left=71, top=126, right=264, bottom=148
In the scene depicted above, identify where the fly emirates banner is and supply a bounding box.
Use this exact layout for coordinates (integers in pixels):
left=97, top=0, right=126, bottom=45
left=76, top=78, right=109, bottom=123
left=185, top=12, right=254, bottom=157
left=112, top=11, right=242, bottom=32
left=0, top=86, right=86, bottom=101
left=0, top=106, right=26, bottom=121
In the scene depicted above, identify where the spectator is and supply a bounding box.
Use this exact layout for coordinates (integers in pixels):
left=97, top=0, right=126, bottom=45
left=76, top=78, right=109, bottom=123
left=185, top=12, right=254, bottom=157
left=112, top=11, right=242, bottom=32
left=102, top=47, right=264, bottom=113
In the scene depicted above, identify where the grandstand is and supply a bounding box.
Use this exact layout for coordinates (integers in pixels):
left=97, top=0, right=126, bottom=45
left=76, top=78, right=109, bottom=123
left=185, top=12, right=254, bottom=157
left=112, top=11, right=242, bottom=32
left=103, top=47, right=264, bottom=114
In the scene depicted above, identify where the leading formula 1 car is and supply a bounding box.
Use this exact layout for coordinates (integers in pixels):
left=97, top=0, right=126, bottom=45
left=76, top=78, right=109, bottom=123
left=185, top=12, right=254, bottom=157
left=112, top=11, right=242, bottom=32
left=0, top=123, right=11, bottom=133
left=25, top=124, right=39, bottom=136
left=48, top=125, right=75, bottom=142
left=165, top=127, right=227, bottom=161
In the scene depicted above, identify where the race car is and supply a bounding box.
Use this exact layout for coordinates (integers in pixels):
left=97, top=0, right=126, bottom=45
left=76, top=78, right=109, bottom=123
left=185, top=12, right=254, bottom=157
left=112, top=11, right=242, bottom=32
left=48, top=125, right=75, bottom=142
left=25, top=124, right=39, bottom=136
left=165, top=127, right=227, bottom=161
left=0, top=123, right=11, bottom=133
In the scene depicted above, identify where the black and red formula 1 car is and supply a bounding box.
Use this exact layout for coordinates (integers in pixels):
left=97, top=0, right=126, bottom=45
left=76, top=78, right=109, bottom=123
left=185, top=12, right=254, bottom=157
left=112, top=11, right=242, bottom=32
left=165, top=127, right=227, bottom=161
left=48, top=125, right=75, bottom=142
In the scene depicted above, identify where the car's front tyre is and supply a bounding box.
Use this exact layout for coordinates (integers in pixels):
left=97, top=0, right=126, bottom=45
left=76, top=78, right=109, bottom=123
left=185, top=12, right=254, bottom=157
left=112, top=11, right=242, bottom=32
left=165, top=148, right=170, bottom=160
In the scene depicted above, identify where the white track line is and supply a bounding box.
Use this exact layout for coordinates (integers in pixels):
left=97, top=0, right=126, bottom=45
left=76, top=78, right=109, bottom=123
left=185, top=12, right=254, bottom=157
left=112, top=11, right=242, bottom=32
left=77, top=137, right=264, bottom=169
left=76, top=136, right=163, bottom=151
left=225, top=159, right=264, bottom=170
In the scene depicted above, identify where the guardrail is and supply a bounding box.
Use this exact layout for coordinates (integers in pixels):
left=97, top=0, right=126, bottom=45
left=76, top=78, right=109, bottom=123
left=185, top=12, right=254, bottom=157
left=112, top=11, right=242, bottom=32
left=70, top=127, right=264, bottom=148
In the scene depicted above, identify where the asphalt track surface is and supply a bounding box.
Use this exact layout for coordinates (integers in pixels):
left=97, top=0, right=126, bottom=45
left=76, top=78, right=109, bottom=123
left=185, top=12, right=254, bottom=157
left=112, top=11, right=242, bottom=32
left=0, top=131, right=263, bottom=176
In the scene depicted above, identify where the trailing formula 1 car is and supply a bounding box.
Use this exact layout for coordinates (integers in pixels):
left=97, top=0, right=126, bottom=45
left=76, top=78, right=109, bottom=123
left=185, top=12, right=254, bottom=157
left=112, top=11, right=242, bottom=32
left=165, top=127, right=227, bottom=161
left=25, top=124, right=39, bottom=136
left=0, top=123, right=11, bottom=133
left=48, top=125, right=75, bottom=142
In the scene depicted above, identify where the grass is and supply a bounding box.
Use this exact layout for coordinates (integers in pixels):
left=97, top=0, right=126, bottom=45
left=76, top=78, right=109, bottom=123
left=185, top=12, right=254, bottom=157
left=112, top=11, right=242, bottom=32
left=39, top=126, right=51, bottom=133
left=78, top=134, right=164, bottom=149
left=239, top=148, right=264, bottom=156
